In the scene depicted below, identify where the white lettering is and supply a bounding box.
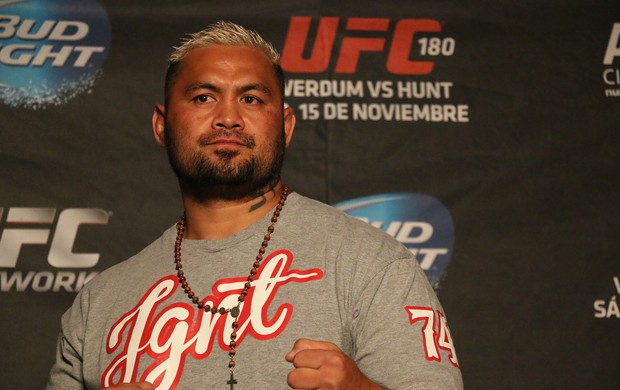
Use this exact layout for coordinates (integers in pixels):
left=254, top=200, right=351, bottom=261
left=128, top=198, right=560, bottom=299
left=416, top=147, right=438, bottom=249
left=0, top=207, right=55, bottom=267
left=103, top=251, right=322, bottom=387
left=48, top=208, right=109, bottom=268
left=323, top=102, right=349, bottom=120
left=32, top=271, right=54, bottom=292
left=604, top=88, right=620, bottom=96
left=351, top=103, right=469, bottom=122
left=0, top=43, right=35, bottom=65
left=0, top=44, right=105, bottom=67
left=0, top=15, right=89, bottom=40
left=72, top=46, right=105, bottom=67
left=0, top=207, right=109, bottom=269
left=397, top=81, right=453, bottom=99
left=395, top=221, right=433, bottom=244
left=361, top=219, right=449, bottom=271
left=594, top=299, right=607, bottom=318
left=52, top=271, right=76, bottom=292
left=406, top=307, right=458, bottom=367
left=366, top=80, right=393, bottom=98
left=606, top=296, right=620, bottom=318
left=437, top=311, right=459, bottom=366
left=0, top=14, right=19, bottom=39
left=285, top=79, right=364, bottom=97
left=411, top=248, right=449, bottom=270
left=31, top=44, right=74, bottom=67
left=603, top=68, right=620, bottom=85
left=0, top=271, right=35, bottom=291
left=48, top=21, right=89, bottom=41
left=105, top=278, right=176, bottom=385
left=15, top=19, right=55, bottom=40
left=406, top=307, right=440, bottom=361
left=0, top=270, right=98, bottom=292
left=603, top=23, right=620, bottom=65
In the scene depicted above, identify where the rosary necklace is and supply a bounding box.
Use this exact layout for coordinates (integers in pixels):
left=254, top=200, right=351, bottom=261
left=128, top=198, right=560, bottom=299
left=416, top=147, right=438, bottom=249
left=173, top=185, right=289, bottom=389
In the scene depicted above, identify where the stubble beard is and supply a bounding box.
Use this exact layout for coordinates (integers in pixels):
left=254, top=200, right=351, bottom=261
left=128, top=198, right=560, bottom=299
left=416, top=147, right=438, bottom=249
left=164, top=123, right=286, bottom=201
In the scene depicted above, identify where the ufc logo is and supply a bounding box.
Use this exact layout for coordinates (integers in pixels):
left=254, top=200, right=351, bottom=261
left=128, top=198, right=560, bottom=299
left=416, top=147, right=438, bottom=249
left=281, top=17, right=451, bottom=74
left=0, top=207, right=109, bottom=268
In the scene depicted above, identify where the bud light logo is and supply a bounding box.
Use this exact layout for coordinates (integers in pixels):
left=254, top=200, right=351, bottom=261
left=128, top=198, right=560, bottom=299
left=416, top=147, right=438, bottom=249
left=0, top=0, right=111, bottom=109
left=334, top=193, right=454, bottom=287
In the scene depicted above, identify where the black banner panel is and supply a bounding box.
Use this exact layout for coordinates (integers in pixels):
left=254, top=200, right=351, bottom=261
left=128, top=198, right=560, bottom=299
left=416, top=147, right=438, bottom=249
left=1, top=1, right=619, bottom=388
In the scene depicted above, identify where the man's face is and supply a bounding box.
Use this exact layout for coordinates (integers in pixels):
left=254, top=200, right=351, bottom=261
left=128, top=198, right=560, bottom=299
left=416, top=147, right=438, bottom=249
left=153, top=45, right=294, bottom=200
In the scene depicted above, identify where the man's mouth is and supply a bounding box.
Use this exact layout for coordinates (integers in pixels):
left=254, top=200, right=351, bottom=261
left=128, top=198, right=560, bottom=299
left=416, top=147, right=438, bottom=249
left=200, top=131, right=255, bottom=149
left=209, top=138, right=247, bottom=147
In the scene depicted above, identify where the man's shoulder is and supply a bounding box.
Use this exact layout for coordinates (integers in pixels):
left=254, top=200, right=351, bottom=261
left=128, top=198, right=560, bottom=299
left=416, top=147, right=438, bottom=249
left=287, top=193, right=410, bottom=256
left=287, top=192, right=367, bottom=228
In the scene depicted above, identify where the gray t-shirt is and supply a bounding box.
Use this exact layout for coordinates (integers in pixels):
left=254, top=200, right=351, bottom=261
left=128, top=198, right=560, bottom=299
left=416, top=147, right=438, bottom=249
left=47, top=193, right=463, bottom=389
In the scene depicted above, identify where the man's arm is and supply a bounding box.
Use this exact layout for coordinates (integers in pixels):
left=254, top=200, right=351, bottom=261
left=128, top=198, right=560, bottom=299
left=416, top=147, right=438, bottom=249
left=46, top=330, right=85, bottom=390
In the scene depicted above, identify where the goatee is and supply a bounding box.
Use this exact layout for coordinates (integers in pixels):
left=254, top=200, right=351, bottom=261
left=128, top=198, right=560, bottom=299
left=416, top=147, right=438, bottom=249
left=164, top=124, right=286, bottom=201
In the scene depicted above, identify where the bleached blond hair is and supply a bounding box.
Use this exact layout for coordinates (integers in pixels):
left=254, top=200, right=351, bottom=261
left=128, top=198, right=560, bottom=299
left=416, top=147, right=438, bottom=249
left=170, top=21, right=280, bottom=64
left=164, top=21, right=284, bottom=105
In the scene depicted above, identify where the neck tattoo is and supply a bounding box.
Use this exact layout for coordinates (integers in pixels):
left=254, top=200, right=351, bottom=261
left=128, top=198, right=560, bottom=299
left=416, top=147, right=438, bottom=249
left=174, top=185, right=289, bottom=389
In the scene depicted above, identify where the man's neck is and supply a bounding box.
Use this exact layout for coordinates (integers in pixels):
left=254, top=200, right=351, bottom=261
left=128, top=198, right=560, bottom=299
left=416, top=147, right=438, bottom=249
left=181, top=183, right=285, bottom=239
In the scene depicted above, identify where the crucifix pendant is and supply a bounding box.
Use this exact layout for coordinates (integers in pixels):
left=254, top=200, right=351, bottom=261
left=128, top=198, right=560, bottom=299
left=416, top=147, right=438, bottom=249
left=227, top=371, right=237, bottom=390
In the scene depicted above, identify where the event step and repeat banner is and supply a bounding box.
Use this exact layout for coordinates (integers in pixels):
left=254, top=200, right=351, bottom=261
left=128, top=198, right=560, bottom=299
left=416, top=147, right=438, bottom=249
left=1, top=1, right=618, bottom=388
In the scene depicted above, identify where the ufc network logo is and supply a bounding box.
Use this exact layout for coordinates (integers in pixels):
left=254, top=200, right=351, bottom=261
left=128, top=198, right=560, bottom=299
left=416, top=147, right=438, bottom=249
left=281, top=17, right=453, bottom=74
left=0, top=207, right=109, bottom=268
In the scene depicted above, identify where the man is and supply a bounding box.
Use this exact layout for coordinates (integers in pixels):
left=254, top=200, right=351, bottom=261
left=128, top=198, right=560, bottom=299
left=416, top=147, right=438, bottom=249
left=47, top=21, right=463, bottom=389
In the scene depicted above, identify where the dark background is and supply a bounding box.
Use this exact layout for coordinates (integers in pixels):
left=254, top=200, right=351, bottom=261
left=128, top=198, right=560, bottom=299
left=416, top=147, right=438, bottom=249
left=1, top=1, right=618, bottom=388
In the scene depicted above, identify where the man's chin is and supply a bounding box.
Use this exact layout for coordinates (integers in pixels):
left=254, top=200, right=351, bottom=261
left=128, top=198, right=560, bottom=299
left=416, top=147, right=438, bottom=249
left=212, top=147, right=245, bottom=160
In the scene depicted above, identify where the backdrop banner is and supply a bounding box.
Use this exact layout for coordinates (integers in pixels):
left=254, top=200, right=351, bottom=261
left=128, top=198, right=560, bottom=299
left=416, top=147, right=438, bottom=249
left=1, top=1, right=618, bottom=388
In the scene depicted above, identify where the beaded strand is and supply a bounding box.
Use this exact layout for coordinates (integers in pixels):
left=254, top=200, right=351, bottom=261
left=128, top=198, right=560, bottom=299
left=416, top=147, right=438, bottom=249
left=173, top=185, right=289, bottom=376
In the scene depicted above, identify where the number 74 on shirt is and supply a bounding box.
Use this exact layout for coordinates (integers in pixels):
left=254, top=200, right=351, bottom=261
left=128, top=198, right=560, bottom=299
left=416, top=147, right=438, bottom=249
left=406, top=306, right=459, bottom=367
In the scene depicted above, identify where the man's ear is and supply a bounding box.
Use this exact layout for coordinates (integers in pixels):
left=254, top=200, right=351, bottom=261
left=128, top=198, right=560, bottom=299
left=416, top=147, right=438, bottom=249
left=283, top=105, right=296, bottom=147
left=152, top=104, right=167, bottom=147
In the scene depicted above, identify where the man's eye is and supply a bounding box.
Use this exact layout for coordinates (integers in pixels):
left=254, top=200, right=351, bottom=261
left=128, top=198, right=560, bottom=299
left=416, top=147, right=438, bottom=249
left=194, top=95, right=211, bottom=103
left=242, top=96, right=260, bottom=104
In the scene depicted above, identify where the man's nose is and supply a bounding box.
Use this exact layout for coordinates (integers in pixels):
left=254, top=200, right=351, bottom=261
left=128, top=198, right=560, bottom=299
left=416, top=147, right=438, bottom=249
left=212, top=100, right=244, bottom=130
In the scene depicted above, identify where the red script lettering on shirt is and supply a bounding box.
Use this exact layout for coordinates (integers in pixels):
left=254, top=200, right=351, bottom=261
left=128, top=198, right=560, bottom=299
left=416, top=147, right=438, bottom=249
left=102, top=249, right=323, bottom=388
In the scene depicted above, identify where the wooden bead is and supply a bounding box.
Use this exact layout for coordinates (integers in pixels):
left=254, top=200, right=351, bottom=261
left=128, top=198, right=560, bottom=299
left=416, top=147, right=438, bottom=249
left=172, top=186, right=290, bottom=375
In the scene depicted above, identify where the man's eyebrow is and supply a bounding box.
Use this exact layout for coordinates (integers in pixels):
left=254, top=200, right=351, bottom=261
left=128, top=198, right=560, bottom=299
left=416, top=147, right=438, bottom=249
left=239, top=83, right=272, bottom=96
left=185, top=82, right=273, bottom=96
left=187, top=82, right=220, bottom=93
